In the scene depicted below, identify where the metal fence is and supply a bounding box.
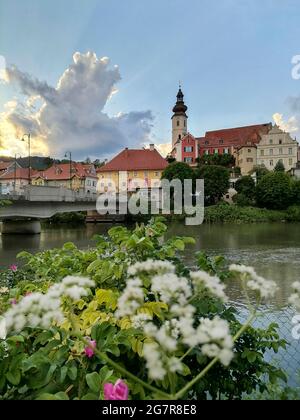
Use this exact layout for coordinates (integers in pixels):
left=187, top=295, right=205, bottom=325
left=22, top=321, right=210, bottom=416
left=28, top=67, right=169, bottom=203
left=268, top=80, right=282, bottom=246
left=238, top=305, right=300, bottom=387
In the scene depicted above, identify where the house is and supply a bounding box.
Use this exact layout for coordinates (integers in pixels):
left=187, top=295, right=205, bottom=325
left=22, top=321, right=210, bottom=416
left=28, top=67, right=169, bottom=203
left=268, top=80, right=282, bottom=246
left=0, top=168, right=32, bottom=194
left=32, top=162, right=98, bottom=193
left=257, top=125, right=298, bottom=171
left=97, top=145, right=168, bottom=193
left=0, top=160, right=22, bottom=176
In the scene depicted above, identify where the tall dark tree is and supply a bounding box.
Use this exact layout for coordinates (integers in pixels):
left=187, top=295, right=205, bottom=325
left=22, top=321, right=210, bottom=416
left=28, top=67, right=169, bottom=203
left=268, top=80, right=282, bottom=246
left=274, top=160, right=285, bottom=172
left=195, top=165, right=230, bottom=205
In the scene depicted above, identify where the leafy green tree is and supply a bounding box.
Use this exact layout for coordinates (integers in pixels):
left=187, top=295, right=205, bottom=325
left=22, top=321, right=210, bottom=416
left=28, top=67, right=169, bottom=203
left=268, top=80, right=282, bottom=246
left=235, top=176, right=256, bottom=202
left=161, top=162, right=194, bottom=183
left=274, top=160, right=285, bottom=172
left=195, top=165, right=230, bottom=205
left=197, top=154, right=235, bottom=168
left=291, top=179, right=300, bottom=205
left=256, top=172, right=292, bottom=210
left=250, top=165, right=269, bottom=182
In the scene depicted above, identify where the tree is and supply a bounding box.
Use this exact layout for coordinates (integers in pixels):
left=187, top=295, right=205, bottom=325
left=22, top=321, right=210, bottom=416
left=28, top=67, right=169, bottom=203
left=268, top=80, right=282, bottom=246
left=195, top=165, right=230, bottom=205
left=161, top=161, right=194, bottom=183
left=274, top=160, right=285, bottom=172
left=235, top=176, right=256, bottom=198
left=166, top=155, right=176, bottom=164
left=84, top=157, right=91, bottom=164
left=197, top=154, right=235, bottom=168
left=256, top=172, right=292, bottom=210
left=250, top=165, right=269, bottom=182
left=291, top=179, right=300, bottom=205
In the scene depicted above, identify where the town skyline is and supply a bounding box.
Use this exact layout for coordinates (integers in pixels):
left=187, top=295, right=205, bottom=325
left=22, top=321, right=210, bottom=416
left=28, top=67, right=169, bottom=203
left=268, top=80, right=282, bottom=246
left=1, top=0, right=300, bottom=160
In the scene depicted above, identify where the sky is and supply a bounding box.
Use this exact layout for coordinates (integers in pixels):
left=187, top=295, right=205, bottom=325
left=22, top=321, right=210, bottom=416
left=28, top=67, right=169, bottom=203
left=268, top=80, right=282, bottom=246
left=1, top=0, right=300, bottom=160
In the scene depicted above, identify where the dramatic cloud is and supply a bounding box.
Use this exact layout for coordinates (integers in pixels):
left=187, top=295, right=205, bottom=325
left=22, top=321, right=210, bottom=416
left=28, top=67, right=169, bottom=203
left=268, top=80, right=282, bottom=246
left=0, top=52, right=154, bottom=159
left=273, top=112, right=299, bottom=133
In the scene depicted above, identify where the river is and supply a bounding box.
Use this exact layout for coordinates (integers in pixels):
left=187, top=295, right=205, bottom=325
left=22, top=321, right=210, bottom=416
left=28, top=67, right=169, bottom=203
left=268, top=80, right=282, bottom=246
left=0, top=221, right=299, bottom=383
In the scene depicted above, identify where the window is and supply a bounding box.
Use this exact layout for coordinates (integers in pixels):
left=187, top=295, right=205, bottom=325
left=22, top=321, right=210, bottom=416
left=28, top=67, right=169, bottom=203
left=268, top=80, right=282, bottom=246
left=279, top=148, right=283, bottom=154
left=289, top=158, right=293, bottom=166
left=214, top=149, right=218, bottom=154
left=100, top=182, right=104, bottom=187
left=269, top=139, right=273, bottom=145
left=134, top=171, right=138, bottom=177
left=144, top=171, right=148, bottom=177
left=219, top=140, right=223, bottom=145
left=223, top=148, right=229, bottom=154
left=279, top=139, right=282, bottom=145
left=178, top=134, right=181, bottom=140
left=204, top=150, right=209, bottom=155
left=177, top=120, right=180, bottom=127
left=205, top=141, right=209, bottom=145
left=184, top=157, right=193, bottom=163
left=155, top=171, right=160, bottom=177
left=247, top=158, right=253, bottom=163
left=289, top=148, right=293, bottom=155
left=108, top=182, right=112, bottom=187
left=93, top=181, right=96, bottom=187
left=248, top=149, right=252, bottom=153
left=184, top=146, right=193, bottom=152
left=270, top=160, right=273, bottom=166
left=269, top=149, right=273, bottom=156
left=261, top=150, right=264, bottom=156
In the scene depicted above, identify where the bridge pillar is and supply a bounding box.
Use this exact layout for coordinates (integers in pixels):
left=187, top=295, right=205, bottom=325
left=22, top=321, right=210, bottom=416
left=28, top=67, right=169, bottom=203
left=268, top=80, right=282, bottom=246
left=1, top=220, right=41, bottom=235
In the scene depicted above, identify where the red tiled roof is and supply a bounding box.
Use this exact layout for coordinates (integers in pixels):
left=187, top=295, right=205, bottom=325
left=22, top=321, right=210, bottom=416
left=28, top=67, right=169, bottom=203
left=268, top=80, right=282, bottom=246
left=0, top=162, right=12, bottom=171
left=197, top=123, right=272, bottom=147
left=0, top=168, right=38, bottom=180
left=97, top=148, right=168, bottom=172
left=36, top=163, right=98, bottom=180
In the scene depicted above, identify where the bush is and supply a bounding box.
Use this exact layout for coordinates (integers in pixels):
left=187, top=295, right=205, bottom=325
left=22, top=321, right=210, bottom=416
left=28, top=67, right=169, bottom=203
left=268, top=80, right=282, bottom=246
left=0, top=219, right=288, bottom=400
left=256, top=172, right=292, bottom=210
left=291, top=180, right=300, bottom=205
left=195, top=165, right=230, bottom=205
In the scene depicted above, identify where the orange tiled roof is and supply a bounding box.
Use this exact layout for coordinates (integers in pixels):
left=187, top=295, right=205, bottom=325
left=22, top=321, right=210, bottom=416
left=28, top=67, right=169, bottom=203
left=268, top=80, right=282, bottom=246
left=197, top=123, right=272, bottom=147
left=35, top=163, right=97, bottom=180
left=97, top=148, right=168, bottom=172
left=0, top=168, right=39, bottom=180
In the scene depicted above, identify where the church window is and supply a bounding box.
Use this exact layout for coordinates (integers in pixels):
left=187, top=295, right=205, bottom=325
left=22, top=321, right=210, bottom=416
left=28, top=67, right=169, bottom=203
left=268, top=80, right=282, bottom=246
left=184, top=120, right=186, bottom=127
left=289, top=148, right=293, bottom=155
left=177, top=120, right=180, bottom=127
left=178, top=135, right=181, bottom=140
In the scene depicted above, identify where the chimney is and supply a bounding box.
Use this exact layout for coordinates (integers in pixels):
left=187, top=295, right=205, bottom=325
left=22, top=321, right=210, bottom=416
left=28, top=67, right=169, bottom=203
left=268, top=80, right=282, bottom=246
left=149, top=144, right=155, bottom=151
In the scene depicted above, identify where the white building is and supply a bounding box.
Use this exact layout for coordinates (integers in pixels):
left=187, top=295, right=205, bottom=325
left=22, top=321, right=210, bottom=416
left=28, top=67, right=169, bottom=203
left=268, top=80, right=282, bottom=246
left=257, top=125, right=298, bottom=171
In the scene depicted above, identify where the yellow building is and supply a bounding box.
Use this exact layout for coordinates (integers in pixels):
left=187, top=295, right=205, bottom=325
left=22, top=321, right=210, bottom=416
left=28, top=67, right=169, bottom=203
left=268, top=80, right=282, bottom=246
left=97, top=145, right=168, bottom=193
left=237, top=144, right=257, bottom=175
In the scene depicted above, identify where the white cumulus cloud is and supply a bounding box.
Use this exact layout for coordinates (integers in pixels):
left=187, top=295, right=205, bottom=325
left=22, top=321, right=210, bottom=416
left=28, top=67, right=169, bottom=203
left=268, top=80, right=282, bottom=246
left=272, top=112, right=299, bottom=133
left=0, top=52, right=154, bottom=159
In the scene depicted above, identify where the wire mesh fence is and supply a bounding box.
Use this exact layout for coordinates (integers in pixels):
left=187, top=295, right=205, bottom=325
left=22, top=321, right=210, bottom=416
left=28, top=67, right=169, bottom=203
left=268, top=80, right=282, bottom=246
left=237, top=305, right=300, bottom=386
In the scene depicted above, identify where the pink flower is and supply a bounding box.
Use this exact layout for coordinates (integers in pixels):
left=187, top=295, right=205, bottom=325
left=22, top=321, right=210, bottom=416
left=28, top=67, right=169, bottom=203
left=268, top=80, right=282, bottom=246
left=9, top=265, right=18, bottom=272
left=84, top=340, right=97, bottom=358
left=10, top=298, right=17, bottom=305
left=104, top=379, right=129, bottom=400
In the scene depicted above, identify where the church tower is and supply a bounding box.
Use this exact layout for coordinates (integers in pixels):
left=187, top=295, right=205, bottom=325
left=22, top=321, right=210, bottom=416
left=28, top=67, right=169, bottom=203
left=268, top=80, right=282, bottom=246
left=172, top=85, right=188, bottom=147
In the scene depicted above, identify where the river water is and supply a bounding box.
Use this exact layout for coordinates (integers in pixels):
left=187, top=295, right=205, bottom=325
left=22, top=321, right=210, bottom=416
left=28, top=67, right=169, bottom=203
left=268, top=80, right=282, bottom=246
left=0, top=222, right=299, bottom=383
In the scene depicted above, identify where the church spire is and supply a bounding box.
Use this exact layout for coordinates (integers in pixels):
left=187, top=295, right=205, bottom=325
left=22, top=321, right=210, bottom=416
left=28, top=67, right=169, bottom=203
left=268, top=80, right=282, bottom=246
left=172, top=84, right=188, bottom=116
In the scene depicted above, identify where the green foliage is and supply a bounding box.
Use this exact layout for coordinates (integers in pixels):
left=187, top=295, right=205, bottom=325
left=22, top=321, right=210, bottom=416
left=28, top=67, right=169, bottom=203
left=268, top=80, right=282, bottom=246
left=291, top=179, right=300, bottom=205
left=274, top=160, right=285, bottom=172
left=256, top=172, right=292, bottom=210
left=204, top=203, right=286, bottom=223
left=0, top=218, right=288, bottom=400
left=195, top=165, right=230, bottom=205
left=161, top=162, right=194, bottom=183
left=235, top=176, right=256, bottom=198
left=45, top=212, right=86, bottom=225
left=196, top=154, right=235, bottom=168
left=250, top=165, right=269, bottom=182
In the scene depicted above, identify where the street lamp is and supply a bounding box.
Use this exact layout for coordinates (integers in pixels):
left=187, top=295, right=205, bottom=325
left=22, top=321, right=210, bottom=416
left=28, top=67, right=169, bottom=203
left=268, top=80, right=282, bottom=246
left=65, top=151, right=72, bottom=189
left=21, top=133, right=31, bottom=185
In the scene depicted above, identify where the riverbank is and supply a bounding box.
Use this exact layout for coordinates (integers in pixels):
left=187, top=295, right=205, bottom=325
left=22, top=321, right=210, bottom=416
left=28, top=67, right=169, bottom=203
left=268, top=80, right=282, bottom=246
left=169, top=204, right=300, bottom=224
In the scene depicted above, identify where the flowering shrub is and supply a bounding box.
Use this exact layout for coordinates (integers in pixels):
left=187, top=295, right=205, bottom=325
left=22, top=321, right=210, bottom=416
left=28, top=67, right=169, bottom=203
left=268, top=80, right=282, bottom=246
left=0, top=218, right=294, bottom=400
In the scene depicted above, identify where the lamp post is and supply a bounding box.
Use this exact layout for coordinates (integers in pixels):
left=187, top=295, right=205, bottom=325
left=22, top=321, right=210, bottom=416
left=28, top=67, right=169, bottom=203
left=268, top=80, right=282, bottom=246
left=21, top=133, right=31, bottom=185
left=65, top=151, right=72, bottom=189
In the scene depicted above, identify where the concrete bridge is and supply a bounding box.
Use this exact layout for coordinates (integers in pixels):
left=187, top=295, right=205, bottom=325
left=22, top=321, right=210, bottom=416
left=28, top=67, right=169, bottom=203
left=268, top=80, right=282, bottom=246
left=0, top=185, right=98, bottom=234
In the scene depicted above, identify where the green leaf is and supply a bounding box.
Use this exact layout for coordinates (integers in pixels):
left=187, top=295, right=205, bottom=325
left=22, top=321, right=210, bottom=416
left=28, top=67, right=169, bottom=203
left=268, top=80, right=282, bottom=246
left=6, top=369, right=21, bottom=386
left=86, top=372, right=101, bottom=394
left=81, top=393, right=99, bottom=400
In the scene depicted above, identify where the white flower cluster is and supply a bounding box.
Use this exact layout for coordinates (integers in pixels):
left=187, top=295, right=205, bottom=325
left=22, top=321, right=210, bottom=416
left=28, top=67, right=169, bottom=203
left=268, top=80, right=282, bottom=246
left=151, top=273, right=191, bottom=305
left=115, top=278, right=144, bottom=318
left=190, top=271, right=228, bottom=302
left=229, top=264, right=277, bottom=299
left=127, top=259, right=175, bottom=276
left=131, top=313, right=152, bottom=329
left=289, top=281, right=300, bottom=311
left=143, top=342, right=166, bottom=380
left=4, top=276, right=94, bottom=334
left=196, top=316, right=234, bottom=366
left=144, top=321, right=178, bottom=351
